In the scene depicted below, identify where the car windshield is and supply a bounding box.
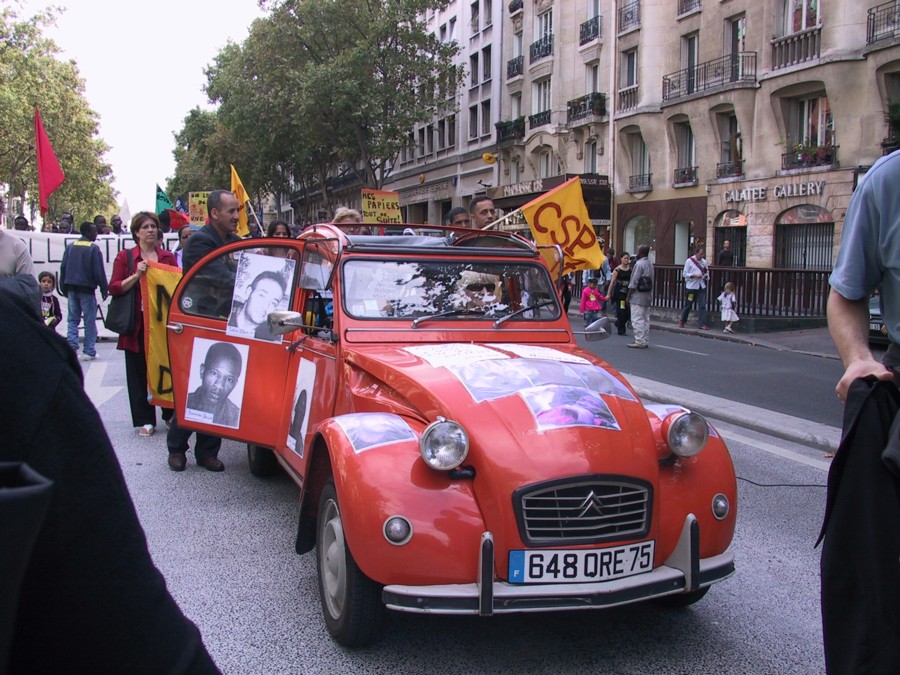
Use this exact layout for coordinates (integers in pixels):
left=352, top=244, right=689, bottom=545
left=341, top=258, right=561, bottom=321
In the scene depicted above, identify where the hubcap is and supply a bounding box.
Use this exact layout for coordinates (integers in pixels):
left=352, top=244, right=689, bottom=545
left=320, top=498, right=346, bottom=619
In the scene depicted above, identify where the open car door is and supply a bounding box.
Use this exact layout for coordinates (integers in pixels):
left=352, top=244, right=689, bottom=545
left=167, top=239, right=304, bottom=449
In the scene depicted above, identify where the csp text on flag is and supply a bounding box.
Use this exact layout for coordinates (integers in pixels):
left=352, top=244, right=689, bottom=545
left=521, top=177, right=604, bottom=275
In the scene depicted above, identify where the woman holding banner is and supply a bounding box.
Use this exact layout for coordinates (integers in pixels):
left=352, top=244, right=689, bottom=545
left=109, top=212, right=177, bottom=437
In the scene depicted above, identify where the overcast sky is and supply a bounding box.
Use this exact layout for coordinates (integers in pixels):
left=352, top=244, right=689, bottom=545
left=19, top=0, right=267, bottom=214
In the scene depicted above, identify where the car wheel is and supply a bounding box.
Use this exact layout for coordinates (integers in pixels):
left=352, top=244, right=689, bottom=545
left=656, top=587, right=710, bottom=608
left=247, top=444, right=278, bottom=477
left=317, top=479, right=382, bottom=647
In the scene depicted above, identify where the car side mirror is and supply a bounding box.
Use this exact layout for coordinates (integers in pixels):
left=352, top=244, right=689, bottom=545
left=583, top=316, right=612, bottom=342
left=268, top=310, right=306, bottom=336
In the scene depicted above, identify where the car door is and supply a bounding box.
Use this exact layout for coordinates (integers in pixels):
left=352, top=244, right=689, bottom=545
left=167, top=238, right=304, bottom=448
left=275, top=238, right=341, bottom=477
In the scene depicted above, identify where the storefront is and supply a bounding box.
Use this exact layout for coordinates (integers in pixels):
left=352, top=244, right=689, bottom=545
left=487, top=173, right=612, bottom=239
left=615, top=195, right=707, bottom=264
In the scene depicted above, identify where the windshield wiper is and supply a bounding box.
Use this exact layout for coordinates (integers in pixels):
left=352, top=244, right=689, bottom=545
left=492, top=300, right=556, bottom=329
left=411, top=309, right=486, bottom=328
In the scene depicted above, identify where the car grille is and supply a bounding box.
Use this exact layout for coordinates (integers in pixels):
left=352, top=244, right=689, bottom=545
left=515, top=477, right=652, bottom=546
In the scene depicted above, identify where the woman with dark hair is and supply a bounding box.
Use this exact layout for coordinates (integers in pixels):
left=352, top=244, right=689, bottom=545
left=266, top=220, right=292, bottom=238
left=108, top=212, right=177, bottom=436
left=607, top=252, right=633, bottom=336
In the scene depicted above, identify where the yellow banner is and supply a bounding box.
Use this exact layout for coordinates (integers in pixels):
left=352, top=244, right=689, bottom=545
left=142, top=261, right=183, bottom=407
left=521, top=177, right=605, bottom=275
left=189, top=191, right=210, bottom=226
left=361, top=188, right=402, bottom=225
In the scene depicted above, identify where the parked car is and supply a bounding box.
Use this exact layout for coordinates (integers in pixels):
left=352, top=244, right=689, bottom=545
left=870, top=295, right=889, bottom=345
left=166, top=225, right=737, bottom=647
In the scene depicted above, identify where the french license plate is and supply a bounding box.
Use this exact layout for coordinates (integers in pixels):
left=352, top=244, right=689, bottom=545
left=508, top=541, right=654, bottom=584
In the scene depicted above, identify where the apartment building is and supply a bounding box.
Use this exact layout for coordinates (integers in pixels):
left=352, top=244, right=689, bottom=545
left=384, top=0, right=504, bottom=225
left=611, top=0, right=900, bottom=267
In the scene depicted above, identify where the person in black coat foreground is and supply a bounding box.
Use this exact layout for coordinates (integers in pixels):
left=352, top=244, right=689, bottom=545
left=0, top=291, right=219, bottom=674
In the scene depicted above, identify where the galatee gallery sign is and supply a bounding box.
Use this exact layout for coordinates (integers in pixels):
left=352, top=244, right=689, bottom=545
left=724, top=180, right=826, bottom=203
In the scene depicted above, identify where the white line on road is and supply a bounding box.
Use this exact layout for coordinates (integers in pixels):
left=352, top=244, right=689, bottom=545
left=719, top=428, right=832, bottom=472
left=83, top=361, right=124, bottom=408
left=655, top=344, right=708, bottom=356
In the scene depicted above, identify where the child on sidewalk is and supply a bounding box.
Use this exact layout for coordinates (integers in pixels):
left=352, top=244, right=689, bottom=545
left=717, top=281, right=739, bottom=333
left=39, top=271, right=62, bottom=331
left=579, top=277, right=607, bottom=327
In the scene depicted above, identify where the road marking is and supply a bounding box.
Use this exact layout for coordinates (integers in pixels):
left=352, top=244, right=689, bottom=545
left=720, top=428, right=832, bottom=472
left=83, top=361, right=124, bottom=408
left=656, top=344, right=708, bottom=356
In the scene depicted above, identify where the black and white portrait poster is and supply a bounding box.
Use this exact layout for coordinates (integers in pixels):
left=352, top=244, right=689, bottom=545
left=183, top=337, right=249, bottom=429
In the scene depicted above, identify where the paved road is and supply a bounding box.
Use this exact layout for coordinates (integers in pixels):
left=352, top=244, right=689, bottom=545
left=83, top=338, right=829, bottom=673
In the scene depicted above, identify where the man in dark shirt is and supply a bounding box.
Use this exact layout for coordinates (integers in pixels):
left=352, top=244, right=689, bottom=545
left=716, top=239, right=735, bottom=267
left=167, top=190, right=241, bottom=472
left=0, top=291, right=219, bottom=674
left=59, top=221, right=108, bottom=361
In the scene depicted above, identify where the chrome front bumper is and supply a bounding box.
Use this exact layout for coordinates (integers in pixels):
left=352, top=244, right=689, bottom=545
left=382, top=514, right=735, bottom=615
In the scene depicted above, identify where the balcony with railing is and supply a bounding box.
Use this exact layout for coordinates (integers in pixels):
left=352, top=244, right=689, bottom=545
left=618, top=0, right=640, bottom=33
left=781, top=144, right=838, bottom=170
left=716, top=159, right=743, bottom=179
left=772, top=26, right=821, bottom=69
left=508, top=0, right=524, bottom=14
left=529, top=110, right=552, bottom=129
left=496, top=118, right=526, bottom=146
left=530, top=35, right=553, bottom=63
left=580, top=16, right=601, bottom=45
left=617, top=85, right=638, bottom=112
left=674, top=166, right=698, bottom=185
left=629, top=173, right=652, bottom=192
left=677, top=0, right=701, bottom=15
left=662, top=52, right=757, bottom=101
left=507, top=55, right=524, bottom=79
left=868, top=1, right=900, bottom=43
left=567, top=93, right=607, bottom=124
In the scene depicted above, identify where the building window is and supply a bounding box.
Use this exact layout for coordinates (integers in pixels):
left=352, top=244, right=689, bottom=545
left=682, top=33, right=698, bottom=95
left=539, top=150, right=557, bottom=178
left=426, top=124, right=434, bottom=155
left=513, top=31, right=523, bottom=57
left=482, top=46, right=492, bottom=81
left=437, top=119, right=446, bottom=150
left=534, top=78, right=552, bottom=113
left=717, top=112, right=743, bottom=178
left=510, top=160, right=520, bottom=183
left=585, top=140, right=598, bottom=173
left=483, top=0, right=492, bottom=27
left=511, top=92, right=522, bottom=118
left=586, top=62, right=600, bottom=94
left=627, top=132, right=651, bottom=191
left=440, top=23, right=447, bottom=42
left=481, top=100, right=492, bottom=136
left=448, top=114, right=457, bottom=148
left=471, top=1, right=479, bottom=31
left=469, top=105, right=479, bottom=139
left=537, top=9, right=553, bottom=38
left=449, top=17, right=457, bottom=41
left=418, top=128, right=427, bottom=157
left=782, top=0, right=819, bottom=36
left=774, top=205, right=833, bottom=270
left=621, top=49, right=638, bottom=88
left=470, top=53, right=479, bottom=87
left=674, top=121, right=697, bottom=183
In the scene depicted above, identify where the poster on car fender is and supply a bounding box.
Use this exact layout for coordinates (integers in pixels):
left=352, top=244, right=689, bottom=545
left=142, top=261, right=183, bottom=407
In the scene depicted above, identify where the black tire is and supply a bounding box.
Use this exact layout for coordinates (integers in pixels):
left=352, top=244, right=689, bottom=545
left=656, top=587, right=710, bottom=608
left=247, top=444, right=278, bottom=477
left=316, top=479, right=382, bottom=647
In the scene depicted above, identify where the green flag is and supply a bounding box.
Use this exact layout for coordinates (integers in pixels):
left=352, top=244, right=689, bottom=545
left=155, top=184, right=174, bottom=215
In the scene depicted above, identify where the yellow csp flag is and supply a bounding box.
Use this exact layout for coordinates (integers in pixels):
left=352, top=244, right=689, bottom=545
left=521, top=176, right=605, bottom=275
left=230, top=164, right=251, bottom=238
left=141, top=261, right=183, bottom=407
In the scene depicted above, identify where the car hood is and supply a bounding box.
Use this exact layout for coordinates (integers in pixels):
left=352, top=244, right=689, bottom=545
left=343, top=342, right=660, bottom=547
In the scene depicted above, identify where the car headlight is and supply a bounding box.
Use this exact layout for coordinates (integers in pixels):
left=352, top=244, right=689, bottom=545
left=420, top=417, right=469, bottom=470
left=665, top=411, right=709, bottom=458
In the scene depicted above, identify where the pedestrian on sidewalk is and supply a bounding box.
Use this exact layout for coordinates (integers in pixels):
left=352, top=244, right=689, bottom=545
left=579, top=277, right=606, bottom=327
left=59, top=221, right=108, bottom=361
left=717, top=282, right=739, bottom=333
left=679, top=244, right=710, bottom=330
left=627, top=245, right=653, bottom=348
left=608, top=252, right=632, bottom=335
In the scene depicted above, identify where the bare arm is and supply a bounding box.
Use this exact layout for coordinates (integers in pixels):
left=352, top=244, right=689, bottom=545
left=827, top=288, right=893, bottom=400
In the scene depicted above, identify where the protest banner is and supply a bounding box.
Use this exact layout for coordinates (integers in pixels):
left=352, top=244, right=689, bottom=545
left=142, top=261, right=182, bottom=407
left=361, top=189, right=402, bottom=225
left=189, top=191, right=211, bottom=226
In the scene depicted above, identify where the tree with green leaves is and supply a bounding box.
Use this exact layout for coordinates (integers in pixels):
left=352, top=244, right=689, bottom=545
left=0, top=6, right=115, bottom=226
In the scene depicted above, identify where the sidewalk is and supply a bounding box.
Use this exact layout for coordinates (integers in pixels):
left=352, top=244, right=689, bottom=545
left=572, top=307, right=843, bottom=453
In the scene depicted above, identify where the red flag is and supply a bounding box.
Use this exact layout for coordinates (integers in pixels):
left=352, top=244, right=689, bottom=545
left=34, top=108, right=65, bottom=216
left=165, top=209, right=190, bottom=230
